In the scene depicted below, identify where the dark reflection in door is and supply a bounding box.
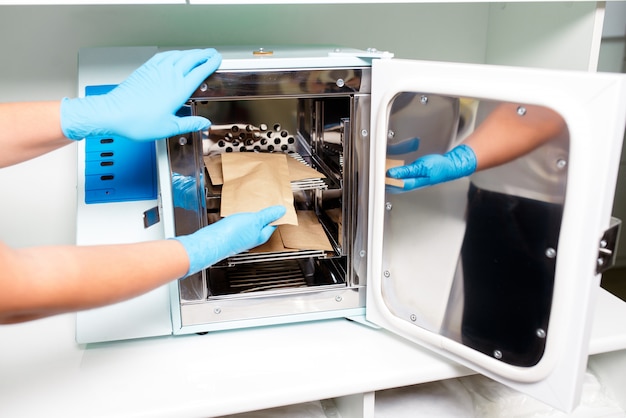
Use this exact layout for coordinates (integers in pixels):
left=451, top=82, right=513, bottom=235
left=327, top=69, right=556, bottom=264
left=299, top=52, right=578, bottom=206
left=382, top=93, right=569, bottom=367
left=460, top=184, right=564, bottom=366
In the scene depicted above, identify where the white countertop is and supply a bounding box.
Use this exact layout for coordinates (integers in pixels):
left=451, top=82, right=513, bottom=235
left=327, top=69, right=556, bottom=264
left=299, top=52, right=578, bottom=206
left=1, top=288, right=625, bottom=418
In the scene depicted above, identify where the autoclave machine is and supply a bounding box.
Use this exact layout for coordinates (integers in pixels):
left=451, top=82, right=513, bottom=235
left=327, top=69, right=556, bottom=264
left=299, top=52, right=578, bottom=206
left=74, top=45, right=626, bottom=411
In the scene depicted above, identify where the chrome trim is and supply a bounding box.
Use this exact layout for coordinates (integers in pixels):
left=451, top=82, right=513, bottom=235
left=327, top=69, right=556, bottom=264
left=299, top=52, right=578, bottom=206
left=191, top=67, right=370, bottom=99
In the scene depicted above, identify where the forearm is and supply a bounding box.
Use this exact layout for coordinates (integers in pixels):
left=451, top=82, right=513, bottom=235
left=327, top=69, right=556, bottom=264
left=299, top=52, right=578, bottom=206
left=0, top=101, right=73, bottom=168
left=464, top=103, right=567, bottom=171
left=0, top=240, right=189, bottom=324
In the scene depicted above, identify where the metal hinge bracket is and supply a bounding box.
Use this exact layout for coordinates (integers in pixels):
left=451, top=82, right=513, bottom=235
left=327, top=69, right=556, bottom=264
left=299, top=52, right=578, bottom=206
left=597, top=217, right=621, bottom=274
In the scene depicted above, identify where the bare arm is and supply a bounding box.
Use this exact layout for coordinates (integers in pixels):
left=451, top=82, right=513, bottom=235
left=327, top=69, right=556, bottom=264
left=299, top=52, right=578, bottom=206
left=464, top=103, right=567, bottom=171
left=386, top=102, right=568, bottom=190
left=0, top=203, right=284, bottom=325
left=0, top=240, right=189, bottom=324
left=0, top=101, right=190, bottom=323
left=0, top=101, right=73, bottom=168
left=1, top=48, right=223, bottom=168
left=0, top=50, right=283, bottom=325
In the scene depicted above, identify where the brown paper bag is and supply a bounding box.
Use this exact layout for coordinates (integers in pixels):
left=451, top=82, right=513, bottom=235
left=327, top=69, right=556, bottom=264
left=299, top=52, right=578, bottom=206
left=279, top=210, right=333, bottom=251
left=220, top=152, right=298, bottom=225
left=385, top=158, right=405, bottom=188
left=250, top=210, right=333, bottom=253
left=204, top=155, right=224, bottom=185
left=205, top=154, right=325, bottom=185
left=249, top=229, right=295, bottom=253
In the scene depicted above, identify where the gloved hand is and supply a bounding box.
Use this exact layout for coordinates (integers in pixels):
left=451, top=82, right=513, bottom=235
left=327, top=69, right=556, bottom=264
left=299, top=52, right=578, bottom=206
left=61, top=48, right=222, bottom=141
left=174, top=205, right=287, bottom=277
left=171, top=172, right=204, bottom=211
left=386, top=144, right=477, bottom=191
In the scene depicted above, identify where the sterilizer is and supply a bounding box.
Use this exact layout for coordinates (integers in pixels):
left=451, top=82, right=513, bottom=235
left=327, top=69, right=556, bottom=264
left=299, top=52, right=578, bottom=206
left=75, top=45, right=626, bottom=411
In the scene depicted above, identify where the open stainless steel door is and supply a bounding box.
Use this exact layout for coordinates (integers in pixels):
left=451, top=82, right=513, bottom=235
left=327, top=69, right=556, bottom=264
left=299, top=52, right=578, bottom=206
left=366, top=58, right=626, bottom=411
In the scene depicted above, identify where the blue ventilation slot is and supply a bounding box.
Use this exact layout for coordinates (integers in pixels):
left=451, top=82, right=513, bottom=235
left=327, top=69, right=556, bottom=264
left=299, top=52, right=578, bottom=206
left=83, top=85, right=158, bottom=204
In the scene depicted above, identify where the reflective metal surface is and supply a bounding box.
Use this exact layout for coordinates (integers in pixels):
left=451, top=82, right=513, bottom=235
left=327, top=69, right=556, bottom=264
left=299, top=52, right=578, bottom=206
left=168, top=130, right=208, bottom=302
left=191, top=68, right=368, bottom=99
left=381, top=94, right=569, bottom=367
left=167, top=69, right=369, bottom=328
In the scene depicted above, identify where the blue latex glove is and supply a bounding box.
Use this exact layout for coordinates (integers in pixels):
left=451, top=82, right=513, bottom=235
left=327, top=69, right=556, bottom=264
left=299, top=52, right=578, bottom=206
left=174, top=205, right=287, bottom=277
left=386, top=144, right=477, bottom=191
left=61, top=48, right=222, bottom=141
left=171, top=172, right=204, bottom=211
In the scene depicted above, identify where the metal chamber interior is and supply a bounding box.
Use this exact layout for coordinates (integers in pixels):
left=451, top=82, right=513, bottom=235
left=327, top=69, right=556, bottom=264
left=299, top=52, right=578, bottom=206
left=170, top=95, right=358, bottom=302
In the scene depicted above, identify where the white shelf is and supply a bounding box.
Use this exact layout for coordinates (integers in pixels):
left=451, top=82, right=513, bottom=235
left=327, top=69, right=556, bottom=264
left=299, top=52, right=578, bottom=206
left=0, top=288, right=624, bottom=417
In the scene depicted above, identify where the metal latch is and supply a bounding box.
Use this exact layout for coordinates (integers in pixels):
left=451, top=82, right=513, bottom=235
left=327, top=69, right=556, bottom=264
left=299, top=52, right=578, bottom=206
left=597, top=217, right=621, bottom=274
left=143, top=206, right=160, bottom=229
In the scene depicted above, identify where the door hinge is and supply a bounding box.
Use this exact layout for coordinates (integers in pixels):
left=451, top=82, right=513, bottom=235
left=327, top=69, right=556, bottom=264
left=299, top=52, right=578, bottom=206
left=597, top=217, right=621, bottom=274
